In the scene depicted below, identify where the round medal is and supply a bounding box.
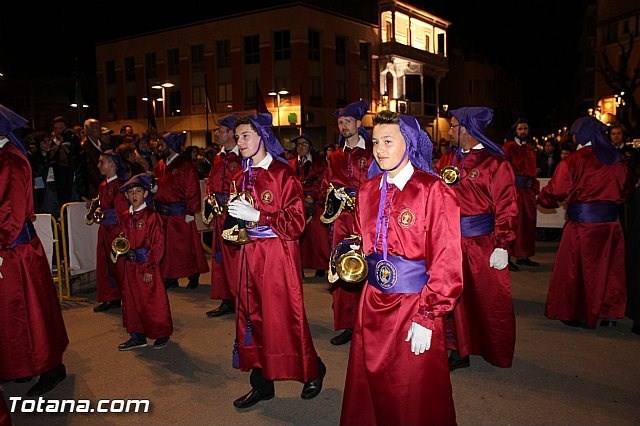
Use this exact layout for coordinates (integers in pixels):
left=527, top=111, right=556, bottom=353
left=375, top=259, right=398, bottom=289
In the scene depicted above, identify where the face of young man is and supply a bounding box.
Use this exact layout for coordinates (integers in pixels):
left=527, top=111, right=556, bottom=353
left=218, top=126, right=236, bottom=151
left=610, top=127, right=624, bottom=147
left=97, top=155, right=116, bottom=177
left=235, top=124, right=263, bottom=159
left=125, top=186, right=148, bottom=209
left=296, top=139, right=311, bottom=157
left=372, top=123, right=408, bottom=177
left=338, top=117, right=360, bottom=142
left=515, top=123, right=529, bottom=140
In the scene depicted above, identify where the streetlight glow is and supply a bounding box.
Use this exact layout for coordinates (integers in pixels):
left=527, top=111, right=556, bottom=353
left=152, top=80, right=174, bottom=130
left=268, top=88, right=289, bottom=141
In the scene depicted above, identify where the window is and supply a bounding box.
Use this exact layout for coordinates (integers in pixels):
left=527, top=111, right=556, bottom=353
left=105, top=60, right=116, bottom=84
left=359, top=42, right=370, bottom=70
left=124, top=57, right=135, bottom=82
left=145, top=53, right=157, bottom=80
left=244, top=35, right=260, bottom=65
left=168, top=90, right=181, bottom=116
left=167, top=48, right=180, bottom=75
left=336, top=80, right=347, bottom=106
left=191, top=44, right=204, bottom=72
left=308, top=30, right=320, bottom=61
left=126, top=96, right=137, bottom=119
left=216, top=40, right=231, bottom=68
left=192, top=85, right=205, bottom=106
left=437, top=33, right=445, bottom=55
left=336, top=36, right=346, bottom=66
left=244, top=80, right=256, bottom=102
left=310, top=76, right=322, bottom=105
left=218, top=83, right=232, bottom=102
left=274, top=30, right=291, bottom=61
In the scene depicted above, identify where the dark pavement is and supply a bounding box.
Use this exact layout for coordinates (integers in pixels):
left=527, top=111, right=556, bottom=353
left=3, top=241, right=640, bottom=425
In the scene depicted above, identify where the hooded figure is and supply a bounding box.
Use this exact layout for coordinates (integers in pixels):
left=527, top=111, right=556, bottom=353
left=447, top=107, right=505, bottom=158
left=333, top=99, right=370, bottom=147
left=162, top=132, right=186, bottom=154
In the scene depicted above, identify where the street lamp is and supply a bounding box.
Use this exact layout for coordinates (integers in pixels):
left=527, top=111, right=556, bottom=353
left=152, top=81, right=175, bottom=130
left=268, top=88, right=289, bottom=140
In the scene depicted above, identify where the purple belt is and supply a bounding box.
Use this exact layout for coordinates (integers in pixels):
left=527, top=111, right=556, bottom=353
left=155, top=202, right=187, bottom=216
left=365, top=252, right=428, bottom=294
left=345, top=187, right=357, bottom=197
left=460, top=214, right=494, bottom=237
left=246, top=226, right=277, bottom=239
left=127, top=247, right=150, bottom=262
left=567, top=202, right=619, bottom=223
left=1, top=221, right=36, bottom=249
left=214, top=192, right=230, bottom=206
left=515, top=175, right=534, bottom=190
left=101, top=208, right=117, bottom=225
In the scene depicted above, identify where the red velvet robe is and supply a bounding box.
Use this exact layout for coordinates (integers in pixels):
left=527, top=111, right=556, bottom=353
left=436, top=149, right=518, bottom=367
left=154, top=155, right=209, bottom=279
left=504, top=140, right=539, bottom=257
left=538, top=147, right=635, bottom=328
left=207, top=149, right=242, bottom=301
left=0, top=143, right=69, bottom=380
left=0, top=388, right=11, bottom=426
left=95, top=177, right=129, bottom=302
left=341, top=170, right=462, bottom=426
left=119, top=206, right=173, bottom=339
left=322, top=143, right=374, bottom=330
left=288, top=153, right=331, bottom=270
left=227, top=157, right=320, bottom=382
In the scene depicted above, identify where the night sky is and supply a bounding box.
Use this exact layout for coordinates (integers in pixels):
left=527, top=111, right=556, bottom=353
left=1, top=0, right=588, bottom=131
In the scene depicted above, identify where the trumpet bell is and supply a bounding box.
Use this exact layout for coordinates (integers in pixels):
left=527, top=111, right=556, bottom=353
left=440, top=166, right=461, bottom=185
left=336, top=251, right=368, bottom=283
left=221, top=224, right=253, bottom=245
left=110, top=233, right=131, bottom=263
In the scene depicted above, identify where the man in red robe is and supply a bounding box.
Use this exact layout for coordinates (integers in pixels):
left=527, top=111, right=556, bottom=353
left=321, top=99, right=373, bottom=345
left=116, top=173, right=173, bottom=350
left=341, top=111, right=462, bottom=426
left=538, top=116, right=635, bottom=329
left=503, top=118, right=539, bottom=269
left=435, top=107, right=518, bottom=370
left=226, top=113, right=325, bottom=409
left=92, top=150, right=129, bottom=312
left=0, top=103, right=68, bottom=397
left=288, top=133, right=330, bottom=275
left=205, top=114, right=242, bottom=317
left=154, top=132, right=209, bottom=289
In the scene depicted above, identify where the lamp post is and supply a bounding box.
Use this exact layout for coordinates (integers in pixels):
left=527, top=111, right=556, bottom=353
left=268, top=88, right=289, bottom=140
left=152, top=81, right=175, bottom=130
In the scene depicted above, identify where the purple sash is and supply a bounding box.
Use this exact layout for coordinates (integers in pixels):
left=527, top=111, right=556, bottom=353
left=127, top=247, right=150, bottom=262
left=155, top=202, right=186, bottom=216
left=214, top=192, right=230, bottom=206
left=2, top=221, right=36, bottom=249
left=246, top=226, right=277, bottom=239
left=515, top=175, right=534, bottom=190
left=366, top=252, right=428, bottom=294
left=101, top=208, right=118, bottom=225
left=460, top=214, right=495, bottom=237
left=567, top=202, right=619, bottom=223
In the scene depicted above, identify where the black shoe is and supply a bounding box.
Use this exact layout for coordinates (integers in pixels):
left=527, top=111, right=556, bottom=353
left=561, top=319, right=585, bottom=328
left=206, top=302, right=234, bottom=318
left=153, top=337, right=170, bottom=349
left=516, top=258, right=539, bottom=267
left=508, top=261, right=520, bottom=272
left=448, top=356, right=470, bottom=371
left=93, top=300, right=121, bottom=313
left=13, top=376, right=33, bottom=383
left=164, top=279, right=179, bottom=290
left=301, top=358, right=326, bottom=399
left=330, top=328, right=353, bottom=345
left=186, top=280, right=199, bottom=289
left=315, top=269, right=325, bottom=277
left=599, top=319, right=617, bottom=328
left=233, top=388, right=275, bottom=409
left=118, top=338, right=148, bottom=351
left=26, top=364, right=66, bottom=397
left=632, top=322, right=640, bottom=335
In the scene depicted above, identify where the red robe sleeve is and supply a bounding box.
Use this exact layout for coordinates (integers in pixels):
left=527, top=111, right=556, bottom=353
left=491, top=159, right=518, bottom=249
left=0, top=146, right=31, bottom=245
left=145, top=210, right=165, bottom=270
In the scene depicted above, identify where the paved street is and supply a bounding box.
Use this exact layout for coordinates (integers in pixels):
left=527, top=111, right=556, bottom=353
left=3, top=241, right=640, bottom=425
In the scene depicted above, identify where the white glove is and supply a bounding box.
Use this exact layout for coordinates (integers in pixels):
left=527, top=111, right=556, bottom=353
left=404, top=321, right=432, bottom=355
left=228, top=195, right=260, bottom=222
left=185, top=214, right=195, bottom=223
left=0, top=256, right=3, bottom=279
left=489, top=247, right=508, bottom=270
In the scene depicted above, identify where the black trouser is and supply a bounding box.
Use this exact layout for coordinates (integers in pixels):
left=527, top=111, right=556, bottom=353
left=250, top=368, right=274, bottom=394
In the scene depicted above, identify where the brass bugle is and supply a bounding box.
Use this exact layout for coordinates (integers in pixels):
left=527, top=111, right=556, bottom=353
left=202, top=193, right=225, bottom=225
left=221, top=182, right=254, bottom=245
left=84, top=197, right=102, bottom=225
left=110, top=233, right=130, bottom=263
left=440, top=165, right=461, bottom=186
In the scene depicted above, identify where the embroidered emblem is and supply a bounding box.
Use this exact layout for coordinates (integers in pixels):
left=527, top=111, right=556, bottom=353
left=261, top=190, right=273, bottom=204
left=375, top=259, right=398, bottom=289
left=398, top=208, right=416, bottom=228
left=136, top=220, right=145, bottom=229
left=359, top=157, right=367, bottom=168
left=229, top=162, right=239, bottom=172
left=468, top=168, right=479, bottom=180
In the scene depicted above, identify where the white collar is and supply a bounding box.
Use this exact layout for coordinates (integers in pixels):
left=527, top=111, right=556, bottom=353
left=251, top=153, right=273, bottom=170
left=106, top=175, right=118, bottom=183
left=129, top=202, right=147, bottom=213
left=379, top=162, right=414, bottom=191
left=298, top=154, right=312, bottom=163
left=577, top=141, right=592, bottom=150
left=514, top=136, right=526, bottom=146
left=345, top=135, right=366, bottom=151
left=88, top=137, right=102, bottom=152
left=166, top=153, right=179, bottom=165
left=0, top=137, right=8, bottom=149
left=461, top=143, right=484, bottom=154
left=221, top=145, right=240, bottom=156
